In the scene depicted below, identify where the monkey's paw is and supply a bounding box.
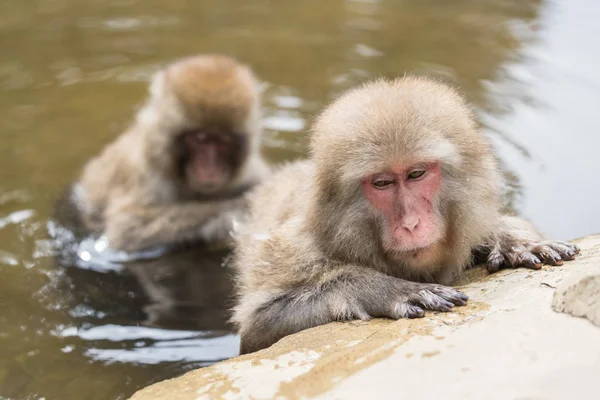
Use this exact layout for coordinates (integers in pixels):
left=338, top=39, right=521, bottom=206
left=486, top=239, right=580, bottom=273
left=393, top=283, right=469, bottom=319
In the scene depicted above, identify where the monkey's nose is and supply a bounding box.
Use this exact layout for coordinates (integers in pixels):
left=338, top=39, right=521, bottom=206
left=401, top=217, right=419, bottom=233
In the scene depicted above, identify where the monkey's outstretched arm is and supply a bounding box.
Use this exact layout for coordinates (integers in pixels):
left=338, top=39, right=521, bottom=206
left=477, top=215, right=579, bottom=273
left=105, top=198, right=246, bottom=252
left=237, top=265, right=468, bottom=354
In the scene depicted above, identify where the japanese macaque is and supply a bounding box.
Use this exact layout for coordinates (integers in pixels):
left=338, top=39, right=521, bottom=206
left=232, top=77, right=579, bottom=354
left=69, top=54, right=269, bottom=253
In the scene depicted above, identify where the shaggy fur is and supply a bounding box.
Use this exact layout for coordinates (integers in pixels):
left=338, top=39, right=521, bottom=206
left=73, top=54, right=270, bottom=252
left=232, top=77, right=579, bottom=354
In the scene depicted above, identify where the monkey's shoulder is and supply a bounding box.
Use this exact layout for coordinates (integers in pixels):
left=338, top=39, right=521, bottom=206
left=245, top=160, right=314, bottom=229
left=256, top=160, right=313, bottom=200
left=273, top=159, right=314, bottom=181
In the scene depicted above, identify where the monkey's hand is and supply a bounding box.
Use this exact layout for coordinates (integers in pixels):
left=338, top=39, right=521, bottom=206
left=483, top=216, right=580, bottom=273
left=361, top=279, right=469, bottom=319
left=104, top=197, right=247, bottom=252
left=485, top=237, right=579, bottom=273
left=314, top=268, right=469, bottom=320
left=199, top=208, right=246, bottom=245
left=236, top=269, right=469, bottom=353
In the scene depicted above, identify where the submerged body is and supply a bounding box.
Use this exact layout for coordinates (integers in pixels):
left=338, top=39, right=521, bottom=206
left=232, top=77, right=579, bottom=354
left=65, top=54, right=269, bottom=254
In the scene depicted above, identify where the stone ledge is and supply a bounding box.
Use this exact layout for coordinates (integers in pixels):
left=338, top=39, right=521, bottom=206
left=131, top=235, right=600, bottom=400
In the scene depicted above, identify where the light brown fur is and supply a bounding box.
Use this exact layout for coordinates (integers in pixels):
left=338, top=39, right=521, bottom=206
left=232, top=77, right=579, bottom=354
left=73, top=54, right=270, bottom=252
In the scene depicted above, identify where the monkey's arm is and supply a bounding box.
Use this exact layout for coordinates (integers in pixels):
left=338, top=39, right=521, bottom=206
left=104, top=197, right=246, bottom=252
left=477, top=215, right=579, bottom=273
left=236, top=265, right=468, bottom=354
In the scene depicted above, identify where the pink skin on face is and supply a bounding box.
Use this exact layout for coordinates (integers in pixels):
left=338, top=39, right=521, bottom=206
left=184, top=133, right=231, bottom=185
left=361, top=162, right=443, bottom=253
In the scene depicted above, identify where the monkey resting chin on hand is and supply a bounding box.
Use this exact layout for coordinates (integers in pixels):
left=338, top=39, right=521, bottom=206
left=63, top=54, right=270, bottom=256
left=231, top=76, right=580, bottom=354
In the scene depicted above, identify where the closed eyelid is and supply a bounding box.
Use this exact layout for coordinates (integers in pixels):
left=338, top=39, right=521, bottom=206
left=373, top=175, right=394, bottom=180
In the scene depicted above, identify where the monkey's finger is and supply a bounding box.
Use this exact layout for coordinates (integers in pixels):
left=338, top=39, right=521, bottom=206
left=532, top=246, right=564, bottom=266
left=570, top=243, right=581, bottom=254
left=518, top=252, right=542, bottom=269
left=486, top=250, right=505, bottom=273
left=428, top=288, right=469, bottom=306
left=445, top=294, right=468, bottom=307
left=354, top=308, right=372, bottom=321
left=394, top=302, right=424, bottom=319
left=546, top=241, right=579, bottom=261
left=414, top=290, right=456, bottom=312
left=502, top=247, right=541, bottom=269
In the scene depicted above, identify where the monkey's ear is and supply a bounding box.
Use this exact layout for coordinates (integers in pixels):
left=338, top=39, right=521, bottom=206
left=149, top=71, right=167, bottom=99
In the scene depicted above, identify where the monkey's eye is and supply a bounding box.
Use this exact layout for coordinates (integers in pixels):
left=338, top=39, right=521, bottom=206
left=372, top=179, right=395, bottom=189
left=407, top=170, right=426, bottom=180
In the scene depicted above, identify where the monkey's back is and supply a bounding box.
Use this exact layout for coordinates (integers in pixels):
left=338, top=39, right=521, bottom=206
left=232, top=160, right=319, bottom=292
left=243, top=160, right=315, bottom=233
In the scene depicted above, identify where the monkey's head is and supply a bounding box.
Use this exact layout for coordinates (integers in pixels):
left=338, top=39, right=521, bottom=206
left=310, top=77, right=501, bottom=271
left=137, top=54, right=262, bottom=195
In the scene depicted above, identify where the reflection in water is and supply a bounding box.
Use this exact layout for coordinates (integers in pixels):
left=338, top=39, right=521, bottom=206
left=2, top=0, right=600, bottom=398
left=59, top=246, right=239, bottom=365
left=84, top=334, right=237, bottom=365
left=51, top=184, right=239, bottom=374
left=0, top=185, right=239, bottom=398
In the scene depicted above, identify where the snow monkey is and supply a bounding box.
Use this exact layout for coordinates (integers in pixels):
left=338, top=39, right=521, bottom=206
left=232, top=76, right=579, bottom=354
left=70, top=54, right=269, bottom=253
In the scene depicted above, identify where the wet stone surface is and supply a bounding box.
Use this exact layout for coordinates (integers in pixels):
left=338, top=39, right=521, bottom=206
left=132, top=235, right=600, bottom=400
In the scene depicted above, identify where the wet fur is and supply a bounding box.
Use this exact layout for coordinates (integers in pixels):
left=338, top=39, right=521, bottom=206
left=232, top=77, right=578, bottom=354
left=73, top=54, right=270, bottom=252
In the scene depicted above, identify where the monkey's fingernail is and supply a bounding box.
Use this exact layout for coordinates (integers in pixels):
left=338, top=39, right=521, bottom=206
left=555, top=259, right=564, bottom=266
left=409, top=307, right=424, bottom=318
left=447, top=293, right=467, bottom=306
left=486, top=253, right=504, bottom=273
left=442, top=300, right=454, bottom=308
left=486, top=263, right=501, bottom=273
left=534, top=263, right=542, bottom=269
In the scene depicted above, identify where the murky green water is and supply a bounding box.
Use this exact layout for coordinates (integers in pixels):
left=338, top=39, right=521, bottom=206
left=1, top=0, right=600, bottom=398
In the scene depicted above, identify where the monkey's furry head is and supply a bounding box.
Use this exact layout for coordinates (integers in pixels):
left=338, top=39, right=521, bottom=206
left=163, top=55, right=260, bottom=125
left=308, top=76, right=503, bottom=274
left=133, top=54, right=263, bottom=189
left=140, top=54, right=261, bottom=136
left=311, top=77, right=488, bottom=184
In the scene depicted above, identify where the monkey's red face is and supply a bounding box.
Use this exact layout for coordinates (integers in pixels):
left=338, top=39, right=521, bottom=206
left=182, top=131, right=243, bottom=193
left=361, top=162, right=444, bottom=254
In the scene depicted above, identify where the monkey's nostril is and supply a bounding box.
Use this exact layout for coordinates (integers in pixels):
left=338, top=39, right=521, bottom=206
left=402, top=218, right=419, bottom=233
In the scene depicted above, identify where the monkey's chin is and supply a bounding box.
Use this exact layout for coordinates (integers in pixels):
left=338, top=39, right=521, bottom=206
left=188, top=177, right=230, bottom=195
left=385, top=240, right=441, bottom=262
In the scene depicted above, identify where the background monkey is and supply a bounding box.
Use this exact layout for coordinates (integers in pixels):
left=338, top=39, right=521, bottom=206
left=232, top=77, right=579, bottom=354
left=66, top=54, right=269, bottom=253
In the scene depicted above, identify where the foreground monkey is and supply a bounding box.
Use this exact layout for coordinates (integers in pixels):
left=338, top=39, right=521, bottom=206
left=232, top=77, right=579, bottom=353
left=68, top=55, right=269, bottom=253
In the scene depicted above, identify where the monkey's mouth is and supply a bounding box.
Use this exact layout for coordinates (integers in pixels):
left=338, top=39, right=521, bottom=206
left=181, top=131, right=234, bottom=188
left=410, top=245, right=431, bottom=258
left=384, top=240, right=439, bottom=261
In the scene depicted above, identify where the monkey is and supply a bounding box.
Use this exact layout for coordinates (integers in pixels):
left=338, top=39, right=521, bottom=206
left=64, top=54, right=269, bottom=254
left=231, top=76, right=580, bottom=354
